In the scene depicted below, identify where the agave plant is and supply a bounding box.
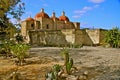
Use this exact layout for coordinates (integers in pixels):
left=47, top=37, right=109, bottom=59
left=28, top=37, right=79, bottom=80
left=46, top=64, right=61, bottom=80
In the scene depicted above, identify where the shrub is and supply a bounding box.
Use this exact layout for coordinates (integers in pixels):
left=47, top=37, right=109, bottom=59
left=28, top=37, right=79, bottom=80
left=105, top=27, right=120, bottom=48
left=10, top=44, right=30, bottom=65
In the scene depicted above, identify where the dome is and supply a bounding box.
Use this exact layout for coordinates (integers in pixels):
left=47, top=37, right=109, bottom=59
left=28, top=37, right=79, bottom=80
left=59, top=16, right=69, bottom=21
left=25, top=17, right=34, bottom=21
left=35, top=8, right=49, bottom=19
left=51, top=12, right=59, bottom=20
left=59, top=11, right=69, bottom=21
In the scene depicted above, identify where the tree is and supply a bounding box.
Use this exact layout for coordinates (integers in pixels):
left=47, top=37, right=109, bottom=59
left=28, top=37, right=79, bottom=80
left=105, top=27, right=120, bottom=48
left=0, top=0, right=25, bottom=40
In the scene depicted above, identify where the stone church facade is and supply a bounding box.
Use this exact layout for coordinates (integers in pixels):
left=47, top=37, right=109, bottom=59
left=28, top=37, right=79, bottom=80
left=21, top=8, right=106, bottom=46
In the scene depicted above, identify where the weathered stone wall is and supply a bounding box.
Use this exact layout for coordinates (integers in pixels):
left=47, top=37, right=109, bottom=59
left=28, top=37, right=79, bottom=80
left=99, top=29, right=107, bottom=45
left=42, top=18, right=54, bottom=30
left=61, top=29, right=75, bottom=44
left=65, top=22, right=75, bottom=29
left=56, top=21, right=65, bottom=30
left=29, top=30, right=68, bottom=46
left=75, top=30, right=93, bottom=45
left=21, top=21, right=27, bottom=37
left=85, top=29, right=107, bottom=45
left=86, top=29, right=100, bottom=44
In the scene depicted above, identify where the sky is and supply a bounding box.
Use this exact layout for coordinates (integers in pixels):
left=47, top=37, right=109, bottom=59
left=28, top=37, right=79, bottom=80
left=21, top=0, right=120, bottom=29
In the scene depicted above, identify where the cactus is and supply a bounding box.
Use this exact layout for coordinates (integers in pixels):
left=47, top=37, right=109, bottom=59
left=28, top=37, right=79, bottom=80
left=61, top=48, right=69, bottom=66
left=61, top=48, right=74, bottom=74
left=66, top=58, right=74, bottom=74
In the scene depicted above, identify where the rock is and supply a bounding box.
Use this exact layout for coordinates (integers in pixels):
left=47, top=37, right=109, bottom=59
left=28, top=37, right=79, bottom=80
left=66, top=75, right=79, bottom=80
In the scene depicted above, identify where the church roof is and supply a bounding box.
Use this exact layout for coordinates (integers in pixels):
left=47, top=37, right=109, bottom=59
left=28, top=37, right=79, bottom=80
left=35, top=8, right=49, bottom=19
left=59, top=11, right=69, bottom=22
left=50, top=12, right=59, bottom=20
left=25, top=17, right=34, bottom=21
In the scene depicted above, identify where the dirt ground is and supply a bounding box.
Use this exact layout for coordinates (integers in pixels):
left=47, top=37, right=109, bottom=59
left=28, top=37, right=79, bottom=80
left=0, top=46, right=120, bottom=80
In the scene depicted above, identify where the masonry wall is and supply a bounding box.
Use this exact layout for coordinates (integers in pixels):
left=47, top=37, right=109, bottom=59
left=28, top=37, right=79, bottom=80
left=61, top=29, right=75, bottom=44
left=75, top=30, right=93, bottom=45
left=99, top=29, right=107, bottom=45
left=29, top=30, right=68, bottom=46
left=21, top=21, right=27, bottom=37
left=86, top=29, right=100, bottom=45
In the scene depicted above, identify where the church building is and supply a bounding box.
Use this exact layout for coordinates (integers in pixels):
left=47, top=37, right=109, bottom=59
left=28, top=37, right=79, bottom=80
left=21, top=8, right=106, bottom=46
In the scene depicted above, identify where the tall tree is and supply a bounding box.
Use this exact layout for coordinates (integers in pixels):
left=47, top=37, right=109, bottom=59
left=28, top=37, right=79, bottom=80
left=0, top=0, right=25, bottom=40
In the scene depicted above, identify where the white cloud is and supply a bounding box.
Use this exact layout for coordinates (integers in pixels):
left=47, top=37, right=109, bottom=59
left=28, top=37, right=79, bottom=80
left=73, top=5, right=99, bottom=18
left=73, top=6, right=93, bottom=18
left=83, top=6, right=92, bottom=11
left=88, top=0, right=105, bottom=3
left=74, top=6, right=92, bottom=14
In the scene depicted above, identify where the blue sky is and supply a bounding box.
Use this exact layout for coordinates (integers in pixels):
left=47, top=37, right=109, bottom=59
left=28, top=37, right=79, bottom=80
left=21, top=0, right=120, bottom=29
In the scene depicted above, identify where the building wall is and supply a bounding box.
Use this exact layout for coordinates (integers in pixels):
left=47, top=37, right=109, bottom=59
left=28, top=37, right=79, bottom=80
left=29, top=30, right=68, bottom=46
left=86, top=29, right=100, bottom=45
left=61, top=29, right=75, bottom=44
left=42, top=18, right=54, bottom=30
left=56, top=20, right=65, bottom=30
left=75, top=30, right=93, bottom=45
left=21, top=21, right=27, bottom=37
left=99, top=29, right=107, bottom=45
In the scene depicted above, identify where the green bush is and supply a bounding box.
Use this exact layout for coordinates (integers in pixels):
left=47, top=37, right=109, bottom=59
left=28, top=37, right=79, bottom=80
left=10, top=43, right=30, bottom=65
left=0, top=40, right=13, bottom=58
left=105, top=27, right=120, bottom=48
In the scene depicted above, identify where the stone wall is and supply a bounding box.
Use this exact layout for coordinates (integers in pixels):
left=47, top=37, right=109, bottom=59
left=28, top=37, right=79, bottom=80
left=99, top=29, right=107, bottom=45
left=61, top=29, right=75, bottom=44
left=28, top=29, right=106, bottom=46
left=86, top=29, right=107, bottom=45
left=21, top=21, right=27, bottom=37
left=75, top=30, right=93, bottom=45
left=29, top=30, right=68, bottom=46
left=42, top=18, right=54, bottom=30
left=86, top=29, right=100, bottom=44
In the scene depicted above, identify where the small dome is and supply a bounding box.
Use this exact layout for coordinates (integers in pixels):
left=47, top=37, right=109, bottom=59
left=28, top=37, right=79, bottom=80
left=51, top=12, right=59, bottom=20
left=26, top=17, right=34, bottom=21
left=59, top=11, right=69, bottom=21
left=35, top=8, right=49, bottom=19
left=59, top=16, right=69, bottom=21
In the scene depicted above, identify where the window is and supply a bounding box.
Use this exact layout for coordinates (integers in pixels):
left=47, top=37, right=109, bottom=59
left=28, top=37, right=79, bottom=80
left=31, top=24, right=34, bottom=29
left=46, top=24, right=49, bottom=29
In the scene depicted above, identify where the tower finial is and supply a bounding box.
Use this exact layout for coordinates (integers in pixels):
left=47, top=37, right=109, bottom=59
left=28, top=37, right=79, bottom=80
left=62, top=11, right=65, bottom=16
left=52, top=12, right=55, bottom=17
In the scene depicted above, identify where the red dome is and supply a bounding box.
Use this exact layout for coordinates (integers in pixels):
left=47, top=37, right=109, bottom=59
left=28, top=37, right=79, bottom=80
left=35, top=12, right=49, bottom=18
left=59, top=11, right=69, bottom=21
left=26, top=17, right=34, bottom=21
left=35, top=8, right=49, bottom=19
left=59, top=16, right=69, bottom=21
